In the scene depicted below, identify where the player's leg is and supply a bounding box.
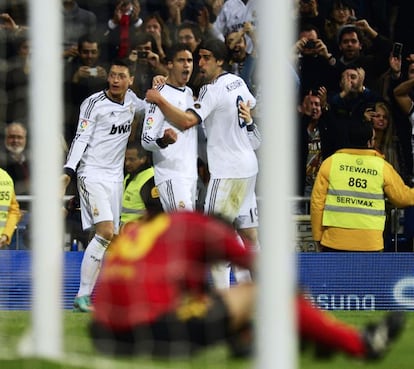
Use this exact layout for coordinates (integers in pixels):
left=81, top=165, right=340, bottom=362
left=74, top=179, right=120, bottom=312
left=234, top=191, right=260, bottom=283
left=157, top=178, right=196, bottom=212
left=297, top=294, right=406, bottom=359
left=204, top=178, right=248, bottom=289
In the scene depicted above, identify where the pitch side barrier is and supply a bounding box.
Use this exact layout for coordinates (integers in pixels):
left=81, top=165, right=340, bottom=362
left=0, top=251, right=413, bottom=310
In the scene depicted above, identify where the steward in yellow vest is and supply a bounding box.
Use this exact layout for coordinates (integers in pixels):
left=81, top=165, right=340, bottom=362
left=311, top=122, right=414, bottom=251
left=121, top=144, right=162, bottom=225
left=0, top=168, right=21, bottom=247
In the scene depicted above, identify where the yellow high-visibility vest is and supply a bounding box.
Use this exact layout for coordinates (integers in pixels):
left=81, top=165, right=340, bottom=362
left=0, top=170, right=15, bottom=235
left=121, top=167, right=157, bottom=223
left=323, top=152, right=385, bottom=230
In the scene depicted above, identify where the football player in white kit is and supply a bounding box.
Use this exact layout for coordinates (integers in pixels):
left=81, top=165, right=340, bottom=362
left=62, top=59, right=146, bottom=312
left=146, top=39, right=258, bottom=289
left=142, top=43, right=198, bottom=211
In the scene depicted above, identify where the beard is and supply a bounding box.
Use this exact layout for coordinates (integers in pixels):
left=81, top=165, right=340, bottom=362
left=5, top=144, right=24, bottom=156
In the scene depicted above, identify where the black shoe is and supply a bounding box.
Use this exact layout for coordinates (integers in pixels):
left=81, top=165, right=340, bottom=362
left=362, top=311, right=406, bottom=360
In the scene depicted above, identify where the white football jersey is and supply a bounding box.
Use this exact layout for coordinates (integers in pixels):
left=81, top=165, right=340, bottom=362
left=141, top=84, right=197, bottom=185
left=190, top=72, right=258, bottom=178
left=64, top=89, right=145, bottom=181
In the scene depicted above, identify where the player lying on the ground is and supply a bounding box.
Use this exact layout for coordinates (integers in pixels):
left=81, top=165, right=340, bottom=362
left=89, top=211, right=406, bottom=359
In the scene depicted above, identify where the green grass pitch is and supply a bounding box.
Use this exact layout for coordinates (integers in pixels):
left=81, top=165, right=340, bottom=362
left=0, top=311, right=413, bottom=368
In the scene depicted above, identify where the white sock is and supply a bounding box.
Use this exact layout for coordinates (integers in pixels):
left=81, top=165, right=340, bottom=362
left=77, top=235, right=110, bottom=297
left=233, top=234, right=252, bottom=283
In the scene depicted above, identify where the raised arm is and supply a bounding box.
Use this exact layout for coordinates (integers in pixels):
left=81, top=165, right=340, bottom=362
left=393, top=78, right=414, bottom=115
left=145, top=88, right=200, bottom=130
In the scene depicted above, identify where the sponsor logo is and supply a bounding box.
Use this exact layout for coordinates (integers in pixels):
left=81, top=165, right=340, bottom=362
left=79, top=119, right=88, bottom=130
left=306, top=293, right=376, bottom=310
left=145, top=117, right=154, bottom=126
left=178, top=201, right=186, bottom=209
left=109, top=123, right=131, bottom=135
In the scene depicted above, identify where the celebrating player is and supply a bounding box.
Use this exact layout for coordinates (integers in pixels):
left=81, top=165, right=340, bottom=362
left=62, top=58, right=146, bottom=312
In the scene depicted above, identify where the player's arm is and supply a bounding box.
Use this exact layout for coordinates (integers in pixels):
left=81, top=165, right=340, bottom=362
left=146, top=88, right=200, bottom=130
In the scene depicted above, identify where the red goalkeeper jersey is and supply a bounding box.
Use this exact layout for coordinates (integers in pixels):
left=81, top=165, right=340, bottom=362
left=93, top=211, right=253, bottom=330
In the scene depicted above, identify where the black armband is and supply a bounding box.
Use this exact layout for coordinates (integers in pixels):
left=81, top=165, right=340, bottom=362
left=156, top=138, right=169, bottom=148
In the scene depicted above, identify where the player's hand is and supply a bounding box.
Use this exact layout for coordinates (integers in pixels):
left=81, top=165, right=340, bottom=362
left=145, top=88, right=162, bottom=104
left=162, top=128, right=177, bottom=145
left=61, top=174, right=71, bottom=198
left=238, top=101, right=252, bottom=124
left=152, top=74, right=167, bottom=88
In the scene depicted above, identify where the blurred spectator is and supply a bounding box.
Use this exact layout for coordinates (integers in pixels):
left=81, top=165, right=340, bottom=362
left=2, top=122, right=30, bottom=197
left=0, top=168, right=20, bottom=248
left=5, top=32, right=29, bottom=124
left=142, top=13, right=172, bottom=63
left=225, top=30, right=257, bottom=96
left=296, top=0, right=326, bottom=41
left=213, top=0, right=254, bottom=54
left=62, top=0, right=97, bottom=61
left=311, top=121, right=414, bottom=252
left=294, top=23, right=338, bottom=96
left=121, top=142, right=162, bottom=225
left=128, top=32, right=168, bottom=98
left=101, top=0, right=143, bottom=61
left=64, top=33, right=108, bottom=143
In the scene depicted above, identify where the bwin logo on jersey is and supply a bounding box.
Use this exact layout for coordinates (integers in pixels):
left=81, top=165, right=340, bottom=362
left=109, top=123, right=131, bottom=135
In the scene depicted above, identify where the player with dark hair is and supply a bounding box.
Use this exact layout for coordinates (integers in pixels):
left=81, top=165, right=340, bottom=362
left=62, top=58, right=146, bottom=312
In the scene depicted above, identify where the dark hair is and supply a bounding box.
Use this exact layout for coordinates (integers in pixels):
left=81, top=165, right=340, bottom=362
left=126, top=141, right=149, bottom=159
left=176, top=21, right=203, bottom=42
left=348, top=121, right=373, bottom=148
left=165, top=43, right=193, bottom=63
left=132, top=32, right=158, bottom=53
left=199, top=38, right=229, bottom=66
left=110, top=58, right=135, bottom=76
left=77, top=33, right=100, bottom=50
left=337, top=24, right=363, bottom=44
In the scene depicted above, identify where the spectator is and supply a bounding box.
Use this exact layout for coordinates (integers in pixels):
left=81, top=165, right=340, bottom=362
left=142, top=43, right=197, bottom=211
left=121, top=141, right=162, bottom=225
left=90, top=210, right=406, bottom=360
left=363, top=101, right=401, bottom=172
left=393, top=70, right=414, bottom=178
left=128, top=32, right=168, bottom=98
left=61, top=59, right=146, bottom=313
left=5, top=32, right=30, bottom=124
left=64, top=33, right=108, bottom=143
left=297, top=90, right=324, bottom=198
left=0, top=168, right=20, bottom=248
left=323, top=0, right=357, bottom=55
left=333, top=22, right=392, bottom=90
left=145, top=39, right=258, bottom=289
left=294, top=23, right=338, bottom=96
left=213, top=0, right=255, bottom=54
left=142, top=12, right=172, bottom=63
left=375, top=52, right=413, bottom=183
left=101, top=0, right=143, bottom=61
left=225, top=28, right=257, bottom=96
left=62, top=0, right=97, bottom=61
left=326, top=67, right=380, bottom=156
left=296, top=0, right=326, bottom=41
left=2, top=122, right=30, bottom=197
left=311, top=121, right=414, bottom=251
